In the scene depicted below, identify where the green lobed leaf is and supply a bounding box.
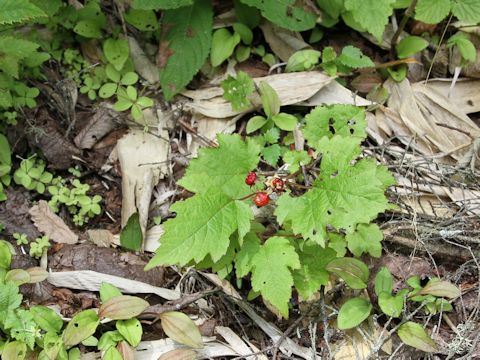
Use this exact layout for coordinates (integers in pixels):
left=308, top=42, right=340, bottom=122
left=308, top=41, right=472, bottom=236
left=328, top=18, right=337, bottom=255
left=336, top=46, right=374, bottom=68
left=132, top=0, right=193, bottom=9
left=120, top=212, right=143, bottom=251
left=337, top=297, right=372, bottom=330
left=344, top=0, right=396, bottom=40
left=293, top=245, right=337, bottom=299
left=414, top=0, right=451, bottom=24
left=396, top=36, right=429, bottom=59
left=303, top=104, right=366, bottom=145
left=0, top=0, right=47, bottom=25
left=159, top=0, right=213, bottom=100
left=235, top=232, right=261, bottom=277
left=326, top=257, right=369, bottom=289
left=397, top=321, right=438, bottom=352
left=222, top=71, right=255, bottom=111
left=250, top=237, right=300, bottom=318
left=452, top=0, right=480, bottom=24
left=346, top=223, right=383, bottom=257
left=146, top=189, right=252, bottom=268
left=178, top=134, right=261, bottom=197
left=240, top=0, right=317, bottom=31
left=261, top=144, right=282, bottom=166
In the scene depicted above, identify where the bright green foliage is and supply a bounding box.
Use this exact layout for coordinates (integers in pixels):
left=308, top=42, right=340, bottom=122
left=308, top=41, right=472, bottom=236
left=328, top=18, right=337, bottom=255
left=415, top=0, right=451, bottom=24
left=146, top=189, right=252, bottom=267
left=132, top=0, right=193, bottom=9
left=116, top=318, right=142, bottom=347
left=0, top=240, right=12, bottom=269
left=240, top=0, right=317, bottom=31
left=178, top=134, right=261, bottom=197
left=346, top=223, right=383, bottom=257
left=251, top=237, right=300, bottom=318
left=159, top=0, right=213, bottom=100
left=282, top=150, right=311, bottom=173
left=211, top=28, right=241, bottom=67
left=374, top=267, right=394, bottom=296
left=398, top=322, right=438, bottom=353
left=344, top=0, right=396, bottom=40
left=326, top=257, right=369, bottom=289
left=447, top=33, right=477, bottom=63
left=336, top=46, right=375, bottom=68
left=29, top=235, right=50, bottom=259
left=286, top=50, right=321, bottom=72
left=13, top=158, right=53, bottom=194
left=452, top=0, right=480, bottom=24
left=0, top=134, right=12, bottom=201
left=293, top=245, right=336, bottom=299
left=13, top=233, right=28, bottom=246
left=0, top=37, right=40, bottom=78
left=337, top=297, right=372, bottom=329
left=120, top=212, right=143, bottom=251
left=0, top=0, right=46, bottom=25
left=103, top=38, right=130, bottom=71
left=397, top=36, right=429, bottom=59
left=62, top=310, right=100, bottom=347
left=221, top=71, right=255, bottom=111
left=124, top=9, right=159, bottom=31
left=114, top=86, right=154, bottom=121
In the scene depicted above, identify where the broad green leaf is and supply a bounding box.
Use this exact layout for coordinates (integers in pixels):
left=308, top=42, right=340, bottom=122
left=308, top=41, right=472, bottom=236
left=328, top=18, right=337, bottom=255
left=240, top=0, right=316, bottom=31
left=0, top=282, right=22, bottom=321
left=303, top=104, right=366, bottom=145
left=396, top=36, right=429, bottom=58
left=344, top=0, right=396, bottom=40
left=98, top=331, right=124, bottom=351
left=99, top=295, right=149, bottom=320
left=2, top=340, right=27, bottom=360
left=293, top=245, right=336, bottom=299
left=132, top=0, right=193, bottom=9
left=337, top=297, right=372, bottom=330
left=211, top=28, right=240, bottom=67
left=233, top=22, right=253, bottom=44
left=282, top=150, right=311, bottom=174
left=452, top=0, right=480, bottom=24
left=74, top=20, right=102, bottom=38
left=5, top=269, right=30, bottom=286
left=414, top=0, right=450, bottom=24
left=235, top=44, right=251, bottom=62
left=159, top=0, right=213, bottom=100
left=374, top=267, right=393, bottom=296
left=272, top=113, right=298, bottom=131
left=448, top=33, right=477, bottom=62
left=121, top=72, right=139, bottom=86
left=259, top=81, right=280, bottom=117
left=178, top=134, right=260, bottom=197
left=246, top=115, right=268, bottom=133
left=387, top=64, right=408, bottom=82
left=0, top=134, right=11, bottom=165
left=62, top=310, right=100, bottom=347
left=137, top=96, right=154, bottom=107
left=378, top=292, right=404, bottom=317
left=116, top=318, right=142, bottom=347
left=235, top=232, right=261, bottom=277
left=286, top=50, right=321, bottom=72
left=146, top=190, right=252, bottom=268
left=0, top=0, right=46, bottom=25
left=42, top=331, right=65, bottom=359
left=0, top=37, right=39, bottom=60
left=326, top=257, right=369, bottom=289
left=251, top=237, right=300, bottom=318
left=261, top=144, right=282, bottom=166
left=414, top=279, right=461, bottom=298
left=30, top=305, right=63, bottom=332
left=100, top=283, right=122, bottom=303
left=103, top=347, right=123, bottom=360
left=397, top=322, right=438, bottom=352
left=346, top=223, right=383, bottom=257
left=0, top=240, right=12, bottom=269
left=234, top=0, right=261, bottom=29
left=337, top=46, right=374, bottom=68
left=120, top=212, right=143, bottom=251
left=124, top=9, right=159, bottom=31
left=159, top=311, right=203, bottom=348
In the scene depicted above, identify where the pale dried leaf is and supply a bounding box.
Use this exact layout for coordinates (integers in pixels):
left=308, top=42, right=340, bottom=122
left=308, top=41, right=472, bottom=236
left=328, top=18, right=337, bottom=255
left=301, top=80, right=373, bottom=107
left=47, top=270, right=180, bottom=300
left=29, top=200, right=78, bottom=244
left=87, top=229, right=115, bottom=247
left=158, top=349, right=196, bottom=360
left=184, top=72, right=333, bottom=118
left=128, top=36, right=159, bottom=84
left=259, top=22, right=309, bottom=62
left=74, top=105, right=119, bottom=149
left=189, top=113, right=236, bottom=156
left=215, top=326, right=259, bottom=357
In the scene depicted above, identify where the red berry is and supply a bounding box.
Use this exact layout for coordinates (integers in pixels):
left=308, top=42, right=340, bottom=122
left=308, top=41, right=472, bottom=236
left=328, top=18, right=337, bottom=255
left=245, top=171, right=257, bottom=186
left=271, top=178, right=284, bottom=191
left=253, top=192, right=269, bottom=207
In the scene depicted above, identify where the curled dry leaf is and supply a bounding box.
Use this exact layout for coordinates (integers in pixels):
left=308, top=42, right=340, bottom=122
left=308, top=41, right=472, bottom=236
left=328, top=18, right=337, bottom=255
left=158, top=349, right=197, bottom=360
left=29, top=200, right=78, bottom=244
left=117, top=340, right=135, bottom=360
left=415, top=280, right=461, bottom=298
left=26, top=267, right=49, bottom=283
left=259, top=21, right=309, bottom=62
left=74, top=105, right=119, bottom=149
left=159, top=311, right=203, bottom=349
left=98, top=295, right=149, bottom=320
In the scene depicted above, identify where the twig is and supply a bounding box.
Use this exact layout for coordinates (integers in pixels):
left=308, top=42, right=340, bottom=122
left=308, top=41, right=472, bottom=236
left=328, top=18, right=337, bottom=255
left=390, top=0, right=418, bottom=57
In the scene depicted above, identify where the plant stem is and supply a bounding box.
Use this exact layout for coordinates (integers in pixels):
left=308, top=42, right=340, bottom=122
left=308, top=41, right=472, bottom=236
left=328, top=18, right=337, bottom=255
left=390, top=0, right=418, bottom=58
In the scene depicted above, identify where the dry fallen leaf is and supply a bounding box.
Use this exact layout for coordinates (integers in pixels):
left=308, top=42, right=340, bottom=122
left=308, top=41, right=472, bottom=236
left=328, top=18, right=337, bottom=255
left=29, top=200, right=78, bottom=244
left=74, top=104, right=119, bottom=149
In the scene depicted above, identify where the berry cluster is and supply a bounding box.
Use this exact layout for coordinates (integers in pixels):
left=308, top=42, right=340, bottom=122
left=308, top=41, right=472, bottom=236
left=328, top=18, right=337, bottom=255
left=244, top=172, right=285, bottom=207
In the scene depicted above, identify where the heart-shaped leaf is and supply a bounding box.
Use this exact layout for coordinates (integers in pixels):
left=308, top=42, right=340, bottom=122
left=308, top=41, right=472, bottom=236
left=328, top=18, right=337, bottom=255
left=210, top=28, right=241, bottom=67
left=104, top=38, right=130, bottom=71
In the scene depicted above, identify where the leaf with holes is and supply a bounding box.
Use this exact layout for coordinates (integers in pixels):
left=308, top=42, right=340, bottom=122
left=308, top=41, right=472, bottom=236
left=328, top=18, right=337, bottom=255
left=62, top=310, right=100, bottom=347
